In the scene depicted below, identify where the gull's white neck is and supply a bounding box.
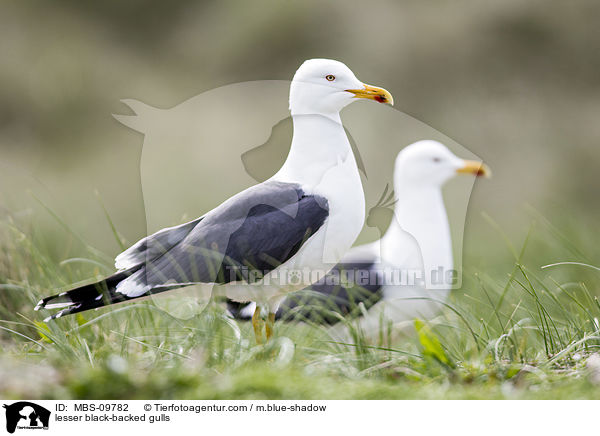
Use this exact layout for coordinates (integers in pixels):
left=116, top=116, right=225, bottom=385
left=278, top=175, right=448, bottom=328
left=272, top=113, right=353, bottom=186
left=382, top=183, right=453, bottom=289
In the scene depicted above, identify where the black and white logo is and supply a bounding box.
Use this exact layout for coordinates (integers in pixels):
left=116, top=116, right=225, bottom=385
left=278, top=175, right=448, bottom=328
left=2, top=402, right=50, bottom=434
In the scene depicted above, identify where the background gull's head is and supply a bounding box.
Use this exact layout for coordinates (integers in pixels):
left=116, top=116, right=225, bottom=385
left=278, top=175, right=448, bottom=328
left=394, top=140, right=490, bottom=189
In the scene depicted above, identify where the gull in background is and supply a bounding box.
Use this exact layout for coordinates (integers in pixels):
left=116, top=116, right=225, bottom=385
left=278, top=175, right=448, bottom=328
left=35, top=58, right=394, bottom=344
left=229, top=140, right=490, bottom=339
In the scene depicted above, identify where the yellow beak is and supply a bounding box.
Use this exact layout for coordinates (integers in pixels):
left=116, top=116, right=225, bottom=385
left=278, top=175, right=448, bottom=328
left=456, top=160, right=491, bottom=178
left=346, top=84, right=394, bottom=105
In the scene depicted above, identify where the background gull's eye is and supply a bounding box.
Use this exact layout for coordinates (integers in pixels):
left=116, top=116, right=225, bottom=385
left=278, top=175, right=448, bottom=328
left=325, top=74, right=336, bottom=81
left=432, top=157, right=441, bottom=163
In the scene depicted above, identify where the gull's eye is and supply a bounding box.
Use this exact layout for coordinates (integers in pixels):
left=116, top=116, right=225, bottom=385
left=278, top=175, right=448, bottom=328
left=325, top=74, right=336, bottom=81
left=432, top=157, right=441, bottom=163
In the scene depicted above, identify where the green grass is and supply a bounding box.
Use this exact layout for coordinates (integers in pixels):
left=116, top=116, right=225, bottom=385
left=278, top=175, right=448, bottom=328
left=1, top=212, right=600, bottom=400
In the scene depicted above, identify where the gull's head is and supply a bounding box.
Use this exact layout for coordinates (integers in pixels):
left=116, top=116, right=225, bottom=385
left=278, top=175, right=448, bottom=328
left=394, top=140, right=491, bottom=188
left=289, top=59, right=393, bottom=117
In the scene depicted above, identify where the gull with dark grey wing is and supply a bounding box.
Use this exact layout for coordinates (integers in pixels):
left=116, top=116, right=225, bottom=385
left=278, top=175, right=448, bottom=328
left=35, top=58, right=394, bottom=344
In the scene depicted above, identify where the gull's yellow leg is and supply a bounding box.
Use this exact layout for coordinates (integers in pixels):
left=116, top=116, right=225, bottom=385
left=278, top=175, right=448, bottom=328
left=252, top=306, right=264, bottom=344
left=265, top=312, right=276, bottom=341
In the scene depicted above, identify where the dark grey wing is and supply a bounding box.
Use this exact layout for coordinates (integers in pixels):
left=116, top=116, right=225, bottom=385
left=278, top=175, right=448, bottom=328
left=278, top=261, right=383, bottom=325
left=118, top=181, right=329, bottom=297
left=228, top=261, right=384, bottom=325
left=114, top=217, right=203, bottom=270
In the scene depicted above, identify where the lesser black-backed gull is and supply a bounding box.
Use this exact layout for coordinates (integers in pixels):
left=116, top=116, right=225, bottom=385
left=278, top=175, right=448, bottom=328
left=35, top=59, right=393, bottom=343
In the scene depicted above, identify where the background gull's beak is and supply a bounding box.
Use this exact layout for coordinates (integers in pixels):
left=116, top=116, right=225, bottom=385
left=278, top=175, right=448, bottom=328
left=346, top=84, right=394, bottom=105
left=456, top=160, right=491, bottom=178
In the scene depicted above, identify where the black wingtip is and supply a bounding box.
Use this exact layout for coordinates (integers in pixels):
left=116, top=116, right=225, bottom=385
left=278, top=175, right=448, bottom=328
left=34, top=269, right=136, bottom=320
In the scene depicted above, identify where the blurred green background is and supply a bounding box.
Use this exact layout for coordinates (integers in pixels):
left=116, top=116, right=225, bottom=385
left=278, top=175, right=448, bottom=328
left=1, top=0, right=599, bottom=274
left=2, top=0, right=600, bottom=401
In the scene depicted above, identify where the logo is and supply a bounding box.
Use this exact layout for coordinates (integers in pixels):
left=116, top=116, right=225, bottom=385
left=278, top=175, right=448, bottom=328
left=2, top=402, right=50, bottom=434
left=100, top=80, right=484, bottom=320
